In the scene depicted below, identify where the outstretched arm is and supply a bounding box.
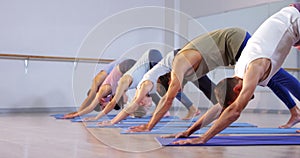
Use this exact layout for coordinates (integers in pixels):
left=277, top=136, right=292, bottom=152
left=196, top=59, right=271, bottom=144
left=146, top=71, right=182, bottom=130
left=79, top=71, right=108, bottom=111
left=65, top=71, right=108, bottom=116
left=128, top=50, right=201, bottom=132
left=129, top=68, right=184, bottom=132
left=88, top=75, right=132, bottom=120
left=98, top=80, right=154, bottom=125
left=64, top=84, right=112, bottom=119
left=163, top=103, right=222, bottom=138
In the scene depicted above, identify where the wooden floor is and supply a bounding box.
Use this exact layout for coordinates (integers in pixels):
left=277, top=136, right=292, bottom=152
left=1, top=111, right=300, bottom=158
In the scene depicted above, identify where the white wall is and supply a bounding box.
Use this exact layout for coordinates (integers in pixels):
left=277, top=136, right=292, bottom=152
left=180, top=0, right=283, bottom=18
left=0, top=0, right=298, bottom=112
left=0, top=0, right=165, bottom=110
left=0, top=0, right=165, bottom=56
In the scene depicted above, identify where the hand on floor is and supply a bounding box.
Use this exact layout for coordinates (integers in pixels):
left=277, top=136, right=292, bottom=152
left=97, top=120, right=113, bottom=126
left=172, top=137, right=205, bottom=145
left=84, top=117, right=98, bottom=121
left=161, top=131, right=190, bottom=138
left=127, top=124, right=150, bottom=132
left=63, top=112, right=78, bottom=119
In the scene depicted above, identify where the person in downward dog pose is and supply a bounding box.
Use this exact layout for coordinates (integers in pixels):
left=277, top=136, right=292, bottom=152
left=96, top=49, right=203, bottom=126
left=63, top=58, right=136, bottom=119
left=64, top=58, right=122, bottom=116
left=167, top=3, right=300, bottom=145
left=129, top=24, right=300, bottom=134
left=161, top=68, right=300, bottom=144
left=127, top=27, right=251, bottom=132
left=84, top=49, right=164, bottom=120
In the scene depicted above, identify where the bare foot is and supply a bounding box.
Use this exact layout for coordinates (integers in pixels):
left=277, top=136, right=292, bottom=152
left=279, top=115, right=300, bottom=128
left=296, top=130, right=300, bottom=133
left=181, top=106, right=201, bottom=120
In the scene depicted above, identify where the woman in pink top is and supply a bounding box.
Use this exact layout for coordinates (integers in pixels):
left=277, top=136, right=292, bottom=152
left=64, top=59, right=136, bottom=119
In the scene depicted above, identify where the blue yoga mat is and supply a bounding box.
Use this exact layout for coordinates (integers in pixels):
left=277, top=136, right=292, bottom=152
left=206, top=122, right=257, bottom=127
left=156, top=135, right=300, bottom=146
left=87, top=122, right=256, bottom=129
left=86, top=123, right=190, bottom=129
left=71, top=115, right=115, bottom=122
left=71, top=115, right=180, bottom=122
left=121, top=127, right=299, bottom=135
left=70, top=116, right=148, bottom=122
left=196, top=127, right=299, bottom=134
left=120, top=116, right=195, bottom=122
left=50, top=113, right=116, bottom=120
left=50, top=113, right=84, bottom=119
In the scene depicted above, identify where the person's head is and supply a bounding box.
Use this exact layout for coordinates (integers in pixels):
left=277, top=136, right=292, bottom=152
left=139, top=94, right=153, bottom=106
left=118, top=59, right=136, bottom=74
left=148, top=49, right=162, bottom=68
left=94, top=94, right=113, bottom=111
left=93, top=93, right=127, bottom=111
left=290, top=2, right=300, bottom=9
left=114, top=93, right=128, bottom=110
left=156, top=72, right=171, bottom=96
left=132, top=94, right=153, bottom=118
left=214, top=77, right=243, bottom=108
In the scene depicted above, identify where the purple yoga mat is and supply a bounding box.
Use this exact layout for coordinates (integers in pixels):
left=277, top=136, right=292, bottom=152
left=156, top=135, right=300, bottom=146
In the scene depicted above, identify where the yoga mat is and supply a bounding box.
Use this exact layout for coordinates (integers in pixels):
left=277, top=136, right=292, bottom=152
left=86, top=123, right=192, bottom=129
left=156, top=135, right=300, bottom=146
left=71, top=116, right=151, bottom=122
left=50, top=113, right=82, bottom=119
left=206, top=122, right=257, bottom=127
left=50, top=113, right=116, bottom=120
left=121, top=127, right=298, bottom=135
left=87, top=122, right=256, bottom=129
left=72, top=115, right=180, bottom=122
left=120, top=116, right=195, bottom=122
left=71, top=115, right=115, bottom=122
